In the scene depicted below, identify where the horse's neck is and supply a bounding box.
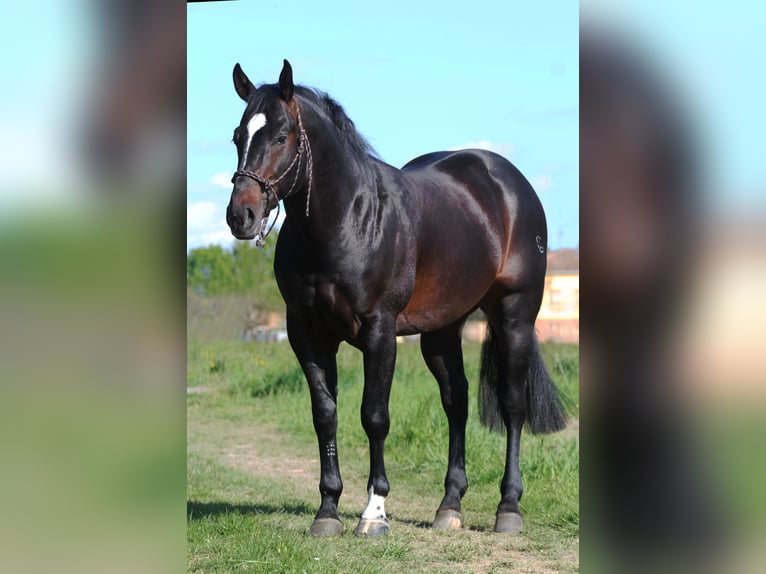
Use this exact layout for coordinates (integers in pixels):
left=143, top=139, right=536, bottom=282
left=285, top=125, right=379, bottom=242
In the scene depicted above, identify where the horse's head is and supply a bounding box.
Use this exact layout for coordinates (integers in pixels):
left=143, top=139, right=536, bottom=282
left=227, top=59, right=307, bottom=241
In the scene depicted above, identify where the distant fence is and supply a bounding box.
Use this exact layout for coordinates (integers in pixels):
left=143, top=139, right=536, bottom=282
left=242, top=318, right=578, bottom=344
left=463, top=319, right=579, bottom=344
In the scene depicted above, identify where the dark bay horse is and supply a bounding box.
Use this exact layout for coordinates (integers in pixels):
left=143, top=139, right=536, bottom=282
left=226, top=60, right=567, bottom=537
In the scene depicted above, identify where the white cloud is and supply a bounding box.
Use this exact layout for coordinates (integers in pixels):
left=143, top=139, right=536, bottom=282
left=186, top=198, right=288, bottom=251
left=448, top=140, right=516, bottom=156
left=187, top=201, right=221, bottom=231
left=209, top=171, right=232, bottom=188
left=187, top=200, right=232, bottom=250
left=188, top=230, right=235, bottom=251
left=531, top=174, right=553, bottom=192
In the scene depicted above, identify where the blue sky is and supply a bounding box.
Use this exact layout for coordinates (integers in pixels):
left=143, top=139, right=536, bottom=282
left=187, top=1, right=580, bottom=250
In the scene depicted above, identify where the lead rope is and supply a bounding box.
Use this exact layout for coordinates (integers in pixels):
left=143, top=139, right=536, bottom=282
left=303, top=117, right=313, bottom=217
left=255, top=201, right=280, bottom=247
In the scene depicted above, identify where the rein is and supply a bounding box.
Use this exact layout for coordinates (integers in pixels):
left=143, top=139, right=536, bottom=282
left=231, top=104, right=314, bottom=246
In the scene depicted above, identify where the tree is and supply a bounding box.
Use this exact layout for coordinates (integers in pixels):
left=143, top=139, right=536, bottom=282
left=186, top=235, right=283, bottom=309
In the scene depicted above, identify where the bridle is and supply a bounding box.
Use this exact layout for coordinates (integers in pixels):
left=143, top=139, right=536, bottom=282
left=231, top=104, right=314, bottom=246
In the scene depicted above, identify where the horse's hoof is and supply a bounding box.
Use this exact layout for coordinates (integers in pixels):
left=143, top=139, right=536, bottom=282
left=432, top=508, right=464, bottom=530
left=493, top=512, right=523, bottom=533
left=354, top=518, right=389, bottom=537
left=308, top=517, right=344, bottom=537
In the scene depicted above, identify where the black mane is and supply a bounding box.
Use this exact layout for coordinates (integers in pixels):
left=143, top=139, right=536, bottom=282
left=252, top=83, right=378, bottom=163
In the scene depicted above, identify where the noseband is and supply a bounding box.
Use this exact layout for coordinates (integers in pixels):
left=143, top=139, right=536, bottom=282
left=231, top=104, right=314, bottom=246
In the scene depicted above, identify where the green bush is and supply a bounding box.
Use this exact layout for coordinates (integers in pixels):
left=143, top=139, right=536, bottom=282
left=186, top=234, right=283, bottom=311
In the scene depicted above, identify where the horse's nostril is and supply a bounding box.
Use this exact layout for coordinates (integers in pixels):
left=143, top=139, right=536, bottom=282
left=245, top=207, right=256, bottom=226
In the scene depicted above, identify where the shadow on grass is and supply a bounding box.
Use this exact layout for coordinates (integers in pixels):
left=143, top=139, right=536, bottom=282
left=393, top=514, right=494, bottom=533
left=187, top=499, right=315, bottom=521
left=189, top=501, right=467, bottom=529
left=390, top=515, right=433, bottom=530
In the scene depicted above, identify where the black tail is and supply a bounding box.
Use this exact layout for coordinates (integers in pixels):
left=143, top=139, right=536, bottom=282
left=478, top=325, right=569, bottom=434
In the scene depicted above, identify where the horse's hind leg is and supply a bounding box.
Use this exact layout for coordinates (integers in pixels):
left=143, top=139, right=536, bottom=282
left=484, top=292, right=539, bottom=533
left=420, top=319, right=470, bottom=530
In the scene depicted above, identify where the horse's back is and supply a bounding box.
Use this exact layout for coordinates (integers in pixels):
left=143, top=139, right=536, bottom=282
left=403, top=148, right=543, bottom=218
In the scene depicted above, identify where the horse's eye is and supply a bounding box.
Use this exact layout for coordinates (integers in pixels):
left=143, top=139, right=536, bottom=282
left=276, top=134, right=287, bottom=145
left=232, top=127, right=240, bottom=143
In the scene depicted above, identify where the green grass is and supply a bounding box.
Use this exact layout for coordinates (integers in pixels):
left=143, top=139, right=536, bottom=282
left=188, top=338, right=579, bottom=572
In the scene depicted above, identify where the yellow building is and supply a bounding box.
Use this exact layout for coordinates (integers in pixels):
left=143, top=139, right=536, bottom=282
left=536, top=248, right=579, bottom=343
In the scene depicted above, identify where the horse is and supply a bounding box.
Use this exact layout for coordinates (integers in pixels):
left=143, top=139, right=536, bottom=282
left=226, top=59, right=568, bottom=537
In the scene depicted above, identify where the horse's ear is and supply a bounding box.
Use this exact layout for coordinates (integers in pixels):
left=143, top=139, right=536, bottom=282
left=233, top=63, right=254, bottom=102
left=279, top=59, right=294, bottom=102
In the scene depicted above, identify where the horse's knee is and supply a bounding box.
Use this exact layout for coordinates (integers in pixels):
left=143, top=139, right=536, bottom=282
left=311, top=401, right=338, bottom=439
left=361, top=404, right=390, bottom=438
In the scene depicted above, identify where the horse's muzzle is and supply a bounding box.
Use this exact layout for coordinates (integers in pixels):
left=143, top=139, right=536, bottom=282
left=226, top=198, right=264, bottom=240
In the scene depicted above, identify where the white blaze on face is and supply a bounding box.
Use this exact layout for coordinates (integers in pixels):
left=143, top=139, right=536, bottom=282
left=242, top=112, right=267, bottom=164
left=361, top=487, right=387, bottom=521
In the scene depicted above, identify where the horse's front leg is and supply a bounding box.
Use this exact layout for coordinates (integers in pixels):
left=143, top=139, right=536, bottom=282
left=355, top=315, right=397, bottom=537
left=286, top=313, right=343, bottom=537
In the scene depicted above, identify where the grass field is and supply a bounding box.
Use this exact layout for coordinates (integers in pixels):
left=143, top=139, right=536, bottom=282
left=188, top=326, right=579, bottom=573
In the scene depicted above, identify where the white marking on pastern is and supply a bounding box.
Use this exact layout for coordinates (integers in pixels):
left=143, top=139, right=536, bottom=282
left=361, top=487, right=387, bottom=520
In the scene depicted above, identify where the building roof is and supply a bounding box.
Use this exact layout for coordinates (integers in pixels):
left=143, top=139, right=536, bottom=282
left=547, top=248, right=579, bottom=273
